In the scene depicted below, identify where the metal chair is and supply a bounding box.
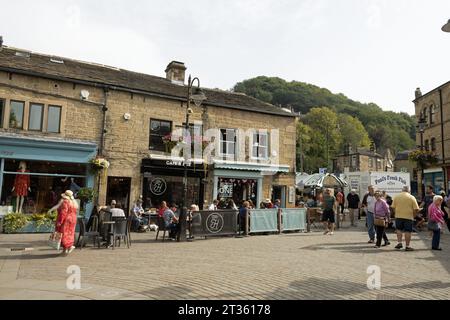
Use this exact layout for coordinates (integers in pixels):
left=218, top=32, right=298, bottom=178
left=126, top=215, right=133, bottom=247
left=76, top=217, right=101, bottom=249
left=111, top=218, right=129, bottom=249
left=155, top=216, right=168, bottom=241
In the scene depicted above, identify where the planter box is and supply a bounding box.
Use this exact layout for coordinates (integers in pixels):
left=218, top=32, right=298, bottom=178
left=8, top=221, right=55, bottom=234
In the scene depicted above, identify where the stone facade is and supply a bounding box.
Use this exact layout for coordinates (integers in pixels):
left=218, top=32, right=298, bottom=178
left=413, top=82, right=450, bottom=196
left=334, top=149, right=393, bottom=173
left=0, top=47, right=297, bottom=212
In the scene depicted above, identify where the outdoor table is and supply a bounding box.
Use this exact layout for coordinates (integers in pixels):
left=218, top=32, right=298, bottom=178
left=102, top=221, right=115, bottom=248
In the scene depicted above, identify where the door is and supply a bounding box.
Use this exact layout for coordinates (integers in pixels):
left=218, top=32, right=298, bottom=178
left=272, top=186, right=286, bottom=208
left=106, top=177, right=131, bottom=215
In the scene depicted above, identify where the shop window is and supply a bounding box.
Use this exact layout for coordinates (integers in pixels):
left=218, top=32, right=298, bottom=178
left=220, top=129, right=236, bottom=159
left=149, top=119, right=172, bottom=152
left=47, top=105, right=61, bottom=133
left=252, top=131, right=269, bottom=159
left=9, top=100, right=24, bottom=129
left=431, top=138, right=436, bottom=152
left=28, top=103, right=44, bottom=131
left=0, top=99, right=4, bottom=128
left=1, top=159, right=87, bottom=215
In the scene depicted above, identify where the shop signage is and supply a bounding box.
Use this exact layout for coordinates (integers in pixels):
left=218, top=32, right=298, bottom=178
left=218, top=183, right=233, bottom=197
left=149, top=178, right=167, bottom=195
left=288, top=187, right=295, bottom=203
left=191, top=210, right=238, bottom=237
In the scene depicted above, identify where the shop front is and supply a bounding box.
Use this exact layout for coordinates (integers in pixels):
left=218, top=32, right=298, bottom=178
left=141, top=158, right=205, bottom=210
left=423, top=168, right=445, bottom=194
left=212, top=161, right=290, bottom=208
left=0, top=135, right=97, bottom=221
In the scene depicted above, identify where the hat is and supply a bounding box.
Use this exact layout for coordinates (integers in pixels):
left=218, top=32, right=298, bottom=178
left=351, top=189, right=356, bottom=192
left=111, top=200, right=117, bottom=205
left=264, top=198, right=272, bottom=203
left=61, top=190, right=74, bottom=200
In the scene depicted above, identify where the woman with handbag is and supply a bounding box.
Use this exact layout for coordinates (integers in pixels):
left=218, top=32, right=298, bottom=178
left=49, top=190, right=79, bottom=255
left=373, top=191, right=390, bottom=248
left=427, top=195, right=446, bottom=251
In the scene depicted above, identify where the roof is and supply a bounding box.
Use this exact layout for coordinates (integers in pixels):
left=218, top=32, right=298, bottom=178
left=0, top=46, right=295, bottom=118
left=394, top=150, right=413, bottom=161
left=301, top=173, right=348, bottom=188
left=337, top=149, right=384, bottom=158
left=413, top=80, right=450, bottom=103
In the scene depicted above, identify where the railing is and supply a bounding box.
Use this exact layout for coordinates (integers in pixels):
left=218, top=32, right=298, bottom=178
left=281, top=208, right=307, bottom=232
left=249, top=209, right=278, bottom=234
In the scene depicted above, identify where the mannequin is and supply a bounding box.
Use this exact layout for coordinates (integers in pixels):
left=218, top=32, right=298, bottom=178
left=11, top=161, right=31, bottom=214
left=61, top=177, right=81, bottom=196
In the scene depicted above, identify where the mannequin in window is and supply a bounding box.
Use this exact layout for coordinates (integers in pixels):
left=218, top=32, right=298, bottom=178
left=11, top=161, right=31, bottom=214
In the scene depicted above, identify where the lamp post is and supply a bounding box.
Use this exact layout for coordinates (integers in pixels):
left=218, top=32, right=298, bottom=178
left=178, top=75, right=206, bottom=242
left=442, top=19, right=450, bottom=32
left=417, top=114, right=426, bottom=199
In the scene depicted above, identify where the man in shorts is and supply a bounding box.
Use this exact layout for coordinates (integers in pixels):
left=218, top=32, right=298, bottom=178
left=391, top=186, right=420, bottom=251
left=321, top=188, right=337, bottom=235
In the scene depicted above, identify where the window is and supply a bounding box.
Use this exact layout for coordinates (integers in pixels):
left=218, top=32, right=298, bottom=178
left=431, top=138, right=436, bottom=152
left=422, top=107, right=428, bottom=125
left=252, top=131, right=269, bottom=159
left=28, top=103, right=44, bottom=131
left=220, top=129, right=236, bottom=159
left=47, top=105, right=61, bottom=133
left=175, top=124, right=203, bottom=156
left=424, top=140, right=429, bottom=151
left=351, top=155, right=357, bottom=167
left=369, top=157, right=373, bottom=168
left=149, top=119, right=172, bottom=152
left=0, top=99, right=4, bottom=128
left=430, top=105, right=437, bottom=124
left=9, top=100, right=24, bottom=129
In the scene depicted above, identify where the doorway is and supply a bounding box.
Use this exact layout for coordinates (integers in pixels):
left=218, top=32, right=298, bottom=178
left=272, top=186, right=286, bottom=208
left=106, top=177, right=131, bottom=215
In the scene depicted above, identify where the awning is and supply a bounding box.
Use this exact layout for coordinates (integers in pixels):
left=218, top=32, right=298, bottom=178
left=213, top=160, right=290, bottom=173
left=302, top=173, right=348, bottom=189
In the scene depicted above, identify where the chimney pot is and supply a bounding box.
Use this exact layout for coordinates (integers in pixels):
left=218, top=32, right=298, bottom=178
left=0, top=36, right=3, bottom=48
left=415, top=87, right=422, bottom=99
left=165, top=61, right=186, bottom=84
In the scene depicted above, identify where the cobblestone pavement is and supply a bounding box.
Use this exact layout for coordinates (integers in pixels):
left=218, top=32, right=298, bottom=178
left=0, top=222, right=449, bottom=300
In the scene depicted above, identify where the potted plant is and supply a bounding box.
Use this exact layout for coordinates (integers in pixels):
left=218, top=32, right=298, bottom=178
left=408, top=149, right=439, bottom=169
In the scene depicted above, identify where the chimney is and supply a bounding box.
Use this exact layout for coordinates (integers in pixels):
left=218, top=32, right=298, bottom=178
left=415, top=87, right=422, bottom=99
left=165, top=61, right=186, bottom=84
left=0, top=36, right=3, bottom=48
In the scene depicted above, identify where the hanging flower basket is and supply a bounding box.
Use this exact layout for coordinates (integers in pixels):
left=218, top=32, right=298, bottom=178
left=408, top=149, right=439, bottom=169
left=89, top=157, right=110, bottom=179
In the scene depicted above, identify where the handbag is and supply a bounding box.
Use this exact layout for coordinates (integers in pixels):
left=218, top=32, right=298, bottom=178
left=427, top=220, right=439, bottom=231
left=374, top=218, right=386, bottom=227
left=48, top=232, right=62, bottom=250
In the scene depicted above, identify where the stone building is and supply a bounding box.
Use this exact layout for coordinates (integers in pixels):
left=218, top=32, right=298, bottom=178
left=333, top=148, right=394, bottom=174
left=393, top=150, right=418, bottom=196
left=413, top=82, right=450, bottom=196
left=0, top=43, right=297, bottom=216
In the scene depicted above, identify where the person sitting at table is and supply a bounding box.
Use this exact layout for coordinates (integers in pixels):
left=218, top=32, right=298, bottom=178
left=163, top=203, right=179, bottom=239
left=131, top=198, right=147, bottom=231
left=110, top=202, right=126, bottom=218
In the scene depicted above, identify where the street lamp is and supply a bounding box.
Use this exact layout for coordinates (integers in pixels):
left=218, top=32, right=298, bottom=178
left=417, top=113, right=427, bottom=199
left=178, top=75, right=206, bottom=242
left=442, top=19, right=450, bottom=32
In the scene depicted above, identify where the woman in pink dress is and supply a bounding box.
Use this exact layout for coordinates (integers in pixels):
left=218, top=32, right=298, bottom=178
left=428, top=195, right=446, bottom=251
left=50, top=190, right=78, bottom=255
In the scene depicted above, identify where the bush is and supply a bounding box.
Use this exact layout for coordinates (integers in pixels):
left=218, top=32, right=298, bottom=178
left=3, top=213, right=30, bottom=233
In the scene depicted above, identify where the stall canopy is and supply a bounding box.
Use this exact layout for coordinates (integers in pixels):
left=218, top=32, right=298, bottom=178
left=301, top=173, right=348, bottom=189
left=296, top=173, right=311, bottom=190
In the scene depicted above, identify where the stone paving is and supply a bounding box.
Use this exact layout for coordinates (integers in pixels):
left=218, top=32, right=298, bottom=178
left=0, top=222, right=449, bottom=300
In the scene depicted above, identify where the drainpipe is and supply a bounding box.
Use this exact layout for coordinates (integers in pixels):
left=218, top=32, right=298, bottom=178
left=99, top=87, right=109, bottom=156
left=439, top=89, right=446, bottom=189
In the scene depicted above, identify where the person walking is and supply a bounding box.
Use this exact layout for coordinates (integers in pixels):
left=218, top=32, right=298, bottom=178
left=321, top=188, right=337, bottom=235
left=427, top=195, right=446, bottom=251
left=336, top=189, right=345, bottom=216
left=49, top=190, right=79, bottom=255
left=346, top=189, right=360, bottom=227
left=391, top=186, right=420, bottom=251
left=362, top=185, right=376, bottom=243
left=373, top=191, right=390, bottom=248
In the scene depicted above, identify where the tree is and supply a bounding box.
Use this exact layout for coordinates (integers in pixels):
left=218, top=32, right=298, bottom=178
left=337, top=114, right=371, bottom=152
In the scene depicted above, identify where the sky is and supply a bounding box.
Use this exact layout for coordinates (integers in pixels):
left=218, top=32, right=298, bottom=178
left=1, top=0, right=449, bottom=115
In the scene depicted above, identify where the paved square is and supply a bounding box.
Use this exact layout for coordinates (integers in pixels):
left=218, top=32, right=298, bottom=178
left=0, top=223, right=449, bottom=300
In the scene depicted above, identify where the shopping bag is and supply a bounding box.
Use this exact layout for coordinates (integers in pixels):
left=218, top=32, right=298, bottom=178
left=48, top=232, right=62, bottom=250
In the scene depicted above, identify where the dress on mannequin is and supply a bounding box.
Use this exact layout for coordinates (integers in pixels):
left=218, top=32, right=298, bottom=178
left=12, top=162, right=31, bottom=213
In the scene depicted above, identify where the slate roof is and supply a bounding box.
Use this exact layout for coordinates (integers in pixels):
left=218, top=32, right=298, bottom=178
left=0, top=46, right=295, bottom=117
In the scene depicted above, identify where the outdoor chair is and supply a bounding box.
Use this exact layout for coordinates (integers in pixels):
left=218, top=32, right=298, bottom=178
left=155, top=216, right=168, bottom=242
left=110, top=218, right=129, bottom=249
left=76, top=217, right=101, bottom=249
left=126, top=214, right=133, bottom=247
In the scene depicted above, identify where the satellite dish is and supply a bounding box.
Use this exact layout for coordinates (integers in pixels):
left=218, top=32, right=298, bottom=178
left=80, top=90, right=90, bottom=100
left=123, top=113, right=131, bottom=120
